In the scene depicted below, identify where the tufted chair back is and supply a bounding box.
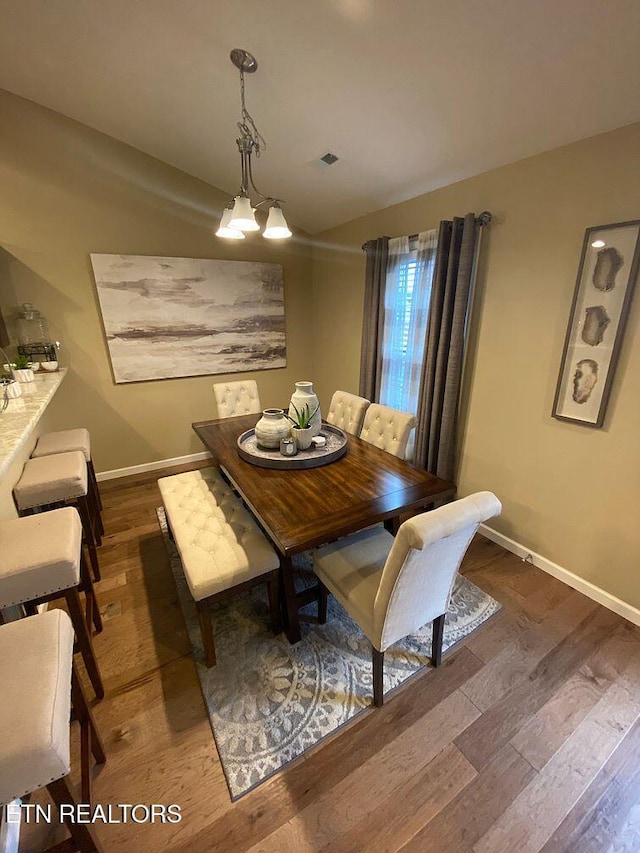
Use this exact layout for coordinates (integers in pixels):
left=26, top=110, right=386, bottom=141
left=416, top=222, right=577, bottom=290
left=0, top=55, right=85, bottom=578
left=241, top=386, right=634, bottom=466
left=213, top=380, right=262, bottom=419
left=326, top=390, right=370, bottom=435
left=359, top=403, right=417, bottom=459
left=374, top=492, right=501, bottom=650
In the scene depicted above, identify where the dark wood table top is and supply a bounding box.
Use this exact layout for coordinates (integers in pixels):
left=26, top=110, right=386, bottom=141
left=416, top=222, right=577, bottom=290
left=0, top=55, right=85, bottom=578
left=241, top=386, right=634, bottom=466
left=193, top=415, right=456, bottom=557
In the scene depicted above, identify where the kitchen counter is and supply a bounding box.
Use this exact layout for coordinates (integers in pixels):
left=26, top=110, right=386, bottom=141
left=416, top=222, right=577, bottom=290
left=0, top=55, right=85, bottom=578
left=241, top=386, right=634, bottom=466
left=0, top=369, right=67, bottom=517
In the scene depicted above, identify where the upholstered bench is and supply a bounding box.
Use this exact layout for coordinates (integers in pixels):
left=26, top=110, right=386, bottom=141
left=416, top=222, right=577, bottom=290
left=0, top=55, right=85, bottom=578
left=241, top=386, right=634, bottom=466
left=158, top=468, right=281, bottom=667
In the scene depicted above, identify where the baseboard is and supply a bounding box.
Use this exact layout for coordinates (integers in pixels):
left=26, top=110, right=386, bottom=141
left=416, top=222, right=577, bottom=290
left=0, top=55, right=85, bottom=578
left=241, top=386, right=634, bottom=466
left=96, top=451, right=212, bottom=482
left=480, top=523, right=640, bottom=627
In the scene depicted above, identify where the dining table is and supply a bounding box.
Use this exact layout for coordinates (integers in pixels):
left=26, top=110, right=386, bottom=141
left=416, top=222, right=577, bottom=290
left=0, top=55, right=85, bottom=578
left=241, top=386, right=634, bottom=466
left=192, top=414, right=456, bottom=643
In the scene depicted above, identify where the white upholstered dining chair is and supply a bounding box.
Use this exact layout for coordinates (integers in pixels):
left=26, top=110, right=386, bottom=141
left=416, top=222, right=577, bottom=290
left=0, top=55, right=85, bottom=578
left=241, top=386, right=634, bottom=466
left=359, top=402, right=417, bottom=459
left=326, top=390, right=371, bottom=435
left=314, top=491, right=502, bottom=706
left=213, top=380, right=261, bottom=418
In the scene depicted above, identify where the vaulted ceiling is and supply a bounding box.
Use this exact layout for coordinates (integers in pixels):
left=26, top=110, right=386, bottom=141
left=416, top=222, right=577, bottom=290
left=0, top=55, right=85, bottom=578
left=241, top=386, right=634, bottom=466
left=1, top=0, right=639, bottom=233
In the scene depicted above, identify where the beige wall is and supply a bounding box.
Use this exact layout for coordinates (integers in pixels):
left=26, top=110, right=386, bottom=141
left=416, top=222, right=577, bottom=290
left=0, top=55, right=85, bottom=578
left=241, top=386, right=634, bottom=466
left=0, top=89, right=313, bottom=472
left=312, top=123, right=640, bottom=609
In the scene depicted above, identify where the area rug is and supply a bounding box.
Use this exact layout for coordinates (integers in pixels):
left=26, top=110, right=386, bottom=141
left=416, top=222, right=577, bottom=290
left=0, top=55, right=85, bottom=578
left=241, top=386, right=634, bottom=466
left=157, top=508, right=501, bottom=799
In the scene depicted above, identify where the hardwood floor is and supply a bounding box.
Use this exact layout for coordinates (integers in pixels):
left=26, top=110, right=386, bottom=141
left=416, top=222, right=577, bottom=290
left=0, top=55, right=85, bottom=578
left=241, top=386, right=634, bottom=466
left=19, top=462, right=640, bottom=852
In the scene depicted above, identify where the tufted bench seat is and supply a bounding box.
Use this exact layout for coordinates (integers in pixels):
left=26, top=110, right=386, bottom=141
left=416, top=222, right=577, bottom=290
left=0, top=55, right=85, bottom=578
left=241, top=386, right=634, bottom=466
left=158, top=467, right=281, bottom=667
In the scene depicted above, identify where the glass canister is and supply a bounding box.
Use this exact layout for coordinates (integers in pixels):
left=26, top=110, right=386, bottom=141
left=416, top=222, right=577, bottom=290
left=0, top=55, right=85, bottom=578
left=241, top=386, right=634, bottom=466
left=16, top=303, right=51, bottom=345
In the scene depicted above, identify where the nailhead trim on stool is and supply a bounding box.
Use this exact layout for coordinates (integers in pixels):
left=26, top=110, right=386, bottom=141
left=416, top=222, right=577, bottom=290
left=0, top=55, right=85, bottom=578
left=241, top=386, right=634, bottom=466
left=0, top=610, right=105, bottom=852
left=0, top=507, right=105, bottom=699
left=13, top=451, right=102, bottom=582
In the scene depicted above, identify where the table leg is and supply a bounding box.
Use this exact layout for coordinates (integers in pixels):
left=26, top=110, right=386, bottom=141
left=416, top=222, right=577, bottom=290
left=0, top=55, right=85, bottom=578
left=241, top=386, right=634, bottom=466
left=280, top=556, right=301, bottom=644
left=384, top=516, right=401, bottom=536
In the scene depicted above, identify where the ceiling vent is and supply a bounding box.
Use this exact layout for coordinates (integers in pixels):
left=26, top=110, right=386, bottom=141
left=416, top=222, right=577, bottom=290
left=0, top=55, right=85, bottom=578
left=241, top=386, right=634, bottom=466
left=320, top=152, right=339, bottom=165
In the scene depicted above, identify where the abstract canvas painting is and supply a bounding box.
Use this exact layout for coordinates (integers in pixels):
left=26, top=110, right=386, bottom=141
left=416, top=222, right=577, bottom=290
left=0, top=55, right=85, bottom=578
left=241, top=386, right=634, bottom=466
left=90, top=254, right=286, bottom=383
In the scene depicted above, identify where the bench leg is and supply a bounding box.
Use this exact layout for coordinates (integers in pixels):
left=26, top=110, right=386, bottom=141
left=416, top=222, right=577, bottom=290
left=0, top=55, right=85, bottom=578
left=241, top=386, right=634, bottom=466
left=197, top=602, right=216, bottom=668
left=318, top=579, right=328, bottom=625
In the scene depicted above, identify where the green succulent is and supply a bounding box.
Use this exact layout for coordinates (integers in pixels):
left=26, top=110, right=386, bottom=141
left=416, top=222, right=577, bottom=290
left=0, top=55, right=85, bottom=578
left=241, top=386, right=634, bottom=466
left=13, top=355, right=32, bottom=370
left=286, top=402, right=319, bottom=430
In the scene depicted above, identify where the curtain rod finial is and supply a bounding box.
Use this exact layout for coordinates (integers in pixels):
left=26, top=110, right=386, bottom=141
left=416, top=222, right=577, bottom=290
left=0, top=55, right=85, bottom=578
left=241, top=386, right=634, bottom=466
left=476, top=211, right=493, bottom=227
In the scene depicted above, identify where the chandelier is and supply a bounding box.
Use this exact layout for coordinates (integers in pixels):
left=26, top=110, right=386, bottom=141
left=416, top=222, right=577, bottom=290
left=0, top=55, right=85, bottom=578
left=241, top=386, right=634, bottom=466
left=215, top=49, right=292, bottom=241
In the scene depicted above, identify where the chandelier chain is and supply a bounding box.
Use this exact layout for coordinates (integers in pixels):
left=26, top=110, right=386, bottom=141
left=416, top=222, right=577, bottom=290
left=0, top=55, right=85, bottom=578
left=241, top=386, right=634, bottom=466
left=237, top=70, right=266, bottom=158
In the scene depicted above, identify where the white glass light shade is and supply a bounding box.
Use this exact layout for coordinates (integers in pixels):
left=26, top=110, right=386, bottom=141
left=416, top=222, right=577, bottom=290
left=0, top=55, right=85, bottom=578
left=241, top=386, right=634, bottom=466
left=215, top=207, right=245, bottom=239
left=263, top=206, right=292, bottom=239
left=229, top=196, right=260, bottom=231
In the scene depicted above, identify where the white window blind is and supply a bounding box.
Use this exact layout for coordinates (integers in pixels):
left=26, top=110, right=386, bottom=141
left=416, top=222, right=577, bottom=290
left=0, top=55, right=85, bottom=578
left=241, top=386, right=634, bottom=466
left=379, top=230, right=437, bottom=414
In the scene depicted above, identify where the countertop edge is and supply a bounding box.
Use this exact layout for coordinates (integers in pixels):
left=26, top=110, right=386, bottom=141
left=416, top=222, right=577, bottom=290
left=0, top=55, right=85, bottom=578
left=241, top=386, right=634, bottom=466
left=0, top=369, right=68, bottom=479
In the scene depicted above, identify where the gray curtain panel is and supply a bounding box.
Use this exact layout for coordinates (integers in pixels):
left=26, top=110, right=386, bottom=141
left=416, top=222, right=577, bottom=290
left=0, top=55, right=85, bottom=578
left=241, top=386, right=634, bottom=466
left=415, top=213, right=479, bottom=481
left=359, top=237, right=389, bottom=400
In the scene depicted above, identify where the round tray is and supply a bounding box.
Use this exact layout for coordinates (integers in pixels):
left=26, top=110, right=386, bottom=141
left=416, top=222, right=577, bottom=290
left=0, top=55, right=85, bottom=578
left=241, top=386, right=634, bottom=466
left=237, top=424, right=348, bottom=469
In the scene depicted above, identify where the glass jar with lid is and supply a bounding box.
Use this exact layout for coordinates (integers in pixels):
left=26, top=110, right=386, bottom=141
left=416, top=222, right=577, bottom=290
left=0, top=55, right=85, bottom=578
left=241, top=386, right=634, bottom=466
left=16, top=303, right=51, bottom=345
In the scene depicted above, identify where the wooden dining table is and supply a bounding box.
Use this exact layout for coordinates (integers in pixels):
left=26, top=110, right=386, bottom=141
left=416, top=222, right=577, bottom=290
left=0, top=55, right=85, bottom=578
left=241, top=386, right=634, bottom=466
left=193, top=414, right=456, bottom=643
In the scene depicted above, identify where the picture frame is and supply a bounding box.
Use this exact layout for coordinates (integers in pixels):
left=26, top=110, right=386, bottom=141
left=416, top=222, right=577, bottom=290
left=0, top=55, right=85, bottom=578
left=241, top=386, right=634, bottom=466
left=90, top=254, right=286, bottom=383
left=552, top=220, right=640, bottom=427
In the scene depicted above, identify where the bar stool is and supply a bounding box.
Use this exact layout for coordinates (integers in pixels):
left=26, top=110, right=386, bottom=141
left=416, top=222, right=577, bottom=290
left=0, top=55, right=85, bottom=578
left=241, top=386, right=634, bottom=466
left=13, top=451, right=102, bottom=582
left=0, top=610, right=105, bottom=852
left=0, top=507, right=104, bottom=699
left=32, top=427, right=104, bottom=522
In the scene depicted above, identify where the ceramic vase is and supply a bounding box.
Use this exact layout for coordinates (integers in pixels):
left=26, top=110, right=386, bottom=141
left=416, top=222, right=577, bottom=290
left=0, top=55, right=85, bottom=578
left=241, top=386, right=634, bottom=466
left=2, top=380, right=22, bottom=399
left=291, top=426, right=314, bottom=450
left=255, top=408, right=291, bottom=449
left=11, top=367, right=35, bottom=383
left=288, top=381, right=321, bottom=438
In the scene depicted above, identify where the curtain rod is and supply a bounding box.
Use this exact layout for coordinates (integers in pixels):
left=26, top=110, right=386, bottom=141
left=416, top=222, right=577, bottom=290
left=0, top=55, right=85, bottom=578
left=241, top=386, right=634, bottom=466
left=362, top=211, right=493, bottom=252
left=407, top=211, right=493, bottom=242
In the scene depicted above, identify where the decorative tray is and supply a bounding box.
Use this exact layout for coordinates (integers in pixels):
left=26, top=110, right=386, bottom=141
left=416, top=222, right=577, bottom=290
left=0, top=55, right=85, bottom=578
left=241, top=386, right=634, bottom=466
left=237, top=424, right=348, bottom=469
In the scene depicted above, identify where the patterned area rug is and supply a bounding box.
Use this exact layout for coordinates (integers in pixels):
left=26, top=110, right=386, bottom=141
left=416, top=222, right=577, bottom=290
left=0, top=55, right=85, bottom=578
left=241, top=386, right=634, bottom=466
left=157, top=508, right=501, bottom=800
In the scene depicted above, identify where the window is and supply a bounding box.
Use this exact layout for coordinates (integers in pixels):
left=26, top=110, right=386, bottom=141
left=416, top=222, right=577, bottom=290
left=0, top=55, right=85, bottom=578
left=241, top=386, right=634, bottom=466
left=379, top=231, right=437, bottom=414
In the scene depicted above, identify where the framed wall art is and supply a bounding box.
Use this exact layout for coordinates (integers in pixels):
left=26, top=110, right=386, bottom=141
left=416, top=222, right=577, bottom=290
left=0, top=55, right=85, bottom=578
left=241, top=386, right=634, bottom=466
left=552, top=220, right=640, bottom=427
left=90, top=254, right=286, bottom=383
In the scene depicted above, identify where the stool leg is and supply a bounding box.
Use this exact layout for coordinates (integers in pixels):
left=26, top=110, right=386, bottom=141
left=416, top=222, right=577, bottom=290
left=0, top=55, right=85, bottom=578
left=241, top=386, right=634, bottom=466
left=47, top=775, right=104, bottom=852
left=87, top=480, right=103, bottom=547
left=80, top=550, right=103, bottom=635
left=88, top=458, right=103, bottom=512
left=72, top=663, right=106, bottom=804
left=87, top=465, right=104, bottom=542
left=65, top=588, right=105, bottom=700
left=77, top=496, right=100, bottom=582
left=196, top=602, right=216, bottom=668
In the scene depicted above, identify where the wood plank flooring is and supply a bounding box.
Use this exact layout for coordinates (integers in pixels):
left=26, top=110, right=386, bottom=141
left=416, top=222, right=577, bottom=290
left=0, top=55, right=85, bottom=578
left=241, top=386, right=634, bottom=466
left=18, top=461, right=640, bottom=852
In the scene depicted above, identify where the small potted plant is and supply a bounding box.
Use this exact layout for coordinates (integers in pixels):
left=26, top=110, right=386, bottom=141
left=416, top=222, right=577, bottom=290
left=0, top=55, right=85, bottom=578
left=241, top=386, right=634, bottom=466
left=286, top=402, right=319, bottom=450
left=0, top=363, right=22, bottom=401
left=11, top=355, right=35, bottom=383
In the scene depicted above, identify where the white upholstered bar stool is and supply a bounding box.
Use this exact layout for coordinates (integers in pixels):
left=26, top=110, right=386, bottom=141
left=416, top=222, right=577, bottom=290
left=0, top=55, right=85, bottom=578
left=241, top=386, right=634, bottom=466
left=32, top=427, right=104, bottom=525
left=359, top=403, right=417, bottom=460
left=13, top=451, right=101, bottom=582
left=0, top=610, right=105, bottom=852
left=0, top=507, right=104, bottom=699
left=326, top=390, right=370, bottom=435
left=213, top=379, right=261, bottom=418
